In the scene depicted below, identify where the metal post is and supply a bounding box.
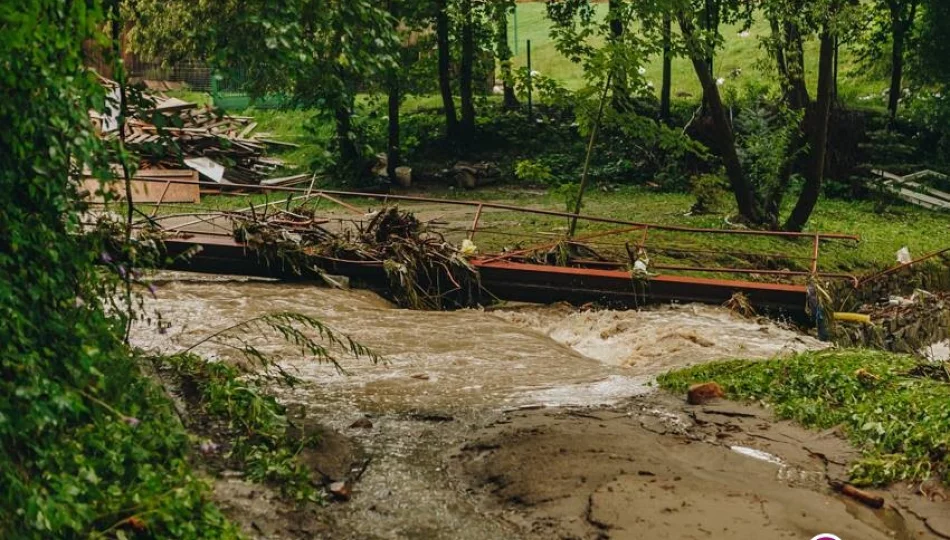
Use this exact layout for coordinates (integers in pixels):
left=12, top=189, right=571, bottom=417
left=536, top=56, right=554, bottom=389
left=526, top=39, right=533, bottom=120
left=469, top=203, right=484, bottom=241
left=568, top=73, right=613, bottom=238
left=150, top=181, right=172, bottom=218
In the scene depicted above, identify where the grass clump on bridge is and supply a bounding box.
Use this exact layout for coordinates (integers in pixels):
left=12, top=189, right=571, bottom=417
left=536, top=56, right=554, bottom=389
left=658, top=349, right=950, bottom=487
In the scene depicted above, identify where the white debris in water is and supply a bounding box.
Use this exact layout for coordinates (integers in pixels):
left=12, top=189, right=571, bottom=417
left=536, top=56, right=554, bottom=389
left=515, top=374, right=653, bottom=407
left=730, top=446, right=785, bottom=466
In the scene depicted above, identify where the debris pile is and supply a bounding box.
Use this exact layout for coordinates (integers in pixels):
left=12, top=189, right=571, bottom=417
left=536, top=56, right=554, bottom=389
left=232, top=206, right=483, bottom=310
left=92, top=87, right=306, bottom=190
left=833, top=290, right=950, bottom=353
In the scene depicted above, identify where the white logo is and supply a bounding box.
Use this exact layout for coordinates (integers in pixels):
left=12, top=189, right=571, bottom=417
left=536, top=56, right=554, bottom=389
left=810, top=535, right=842, bottom=540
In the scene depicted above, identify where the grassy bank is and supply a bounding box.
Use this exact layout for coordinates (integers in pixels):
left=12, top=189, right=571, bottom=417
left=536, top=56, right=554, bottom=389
left=658, top=349, right=950, bottom=486
left=506, top=2, right=886, bottom=101
left=144, top=184, right=950, bottom=277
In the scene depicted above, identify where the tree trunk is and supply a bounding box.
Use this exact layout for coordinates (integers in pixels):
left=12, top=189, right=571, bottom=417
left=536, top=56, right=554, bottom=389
left=459, top=0, right=476, bottom=140
left=784, top=21, right=810, bottom=110
left=334, top=99, right=360, bottom=177
left=833, top=36, right=840, bottom=101
left=387, top=0, right=400, bottom=181
left=387, top=79, right=400, bottom=181
left=436, top=0, right=458, bottom=139
left=887, top=0, right=919, bottom=122
left=704, top=0, right=718, bottom=75
left=495, top=4, right=519, bottom=109
left=784, top=28, right=836, bottom=232
left=608, top=0, right=630, bottom=111
left=770, top=18, right=793, bottom=102
left=888, top=26, right=906, bottom=122
left=679, top=15, right=762, bottom=224
left=660, top=12, right=672, bottom=122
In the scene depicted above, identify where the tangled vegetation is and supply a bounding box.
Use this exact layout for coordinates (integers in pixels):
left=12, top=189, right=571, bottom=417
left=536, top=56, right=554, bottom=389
left=234, top=206, right=484, bottom=310
left=658, top=350, right=950, bottom=487
left=158, top=311, right=379, bottom=501
left=0, top=2, right=384, bottom=536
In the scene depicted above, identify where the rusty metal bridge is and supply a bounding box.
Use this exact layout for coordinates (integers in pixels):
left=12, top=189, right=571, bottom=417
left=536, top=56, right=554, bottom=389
left=109, top=178, right=870, bottom=322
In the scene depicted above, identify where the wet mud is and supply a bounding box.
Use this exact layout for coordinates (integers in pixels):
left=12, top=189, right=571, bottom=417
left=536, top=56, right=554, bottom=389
left=133, top=274, right=949, bottom=539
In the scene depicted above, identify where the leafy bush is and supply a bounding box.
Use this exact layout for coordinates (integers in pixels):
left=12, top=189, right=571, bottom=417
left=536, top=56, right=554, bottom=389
left=0, top=3, right=238, bottom=537
left=514, top=159, right=555, bottom=184
left=689, top=173, right=730, bottom=214
left=659, top=350, right=950, bottom=486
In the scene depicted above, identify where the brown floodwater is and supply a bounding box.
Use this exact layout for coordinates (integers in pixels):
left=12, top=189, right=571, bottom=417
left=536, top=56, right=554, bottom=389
left=132, top=273, right=827, bottom=539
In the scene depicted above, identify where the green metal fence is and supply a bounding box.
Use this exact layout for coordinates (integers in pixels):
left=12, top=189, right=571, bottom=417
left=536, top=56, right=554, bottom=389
left=210, top=71, right=287, bottom=110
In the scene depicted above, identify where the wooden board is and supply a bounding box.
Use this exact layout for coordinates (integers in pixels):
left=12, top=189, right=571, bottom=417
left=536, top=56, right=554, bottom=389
left=82, top=169, right=200, bottom=204
left=872, top=169, right=950, bottom=211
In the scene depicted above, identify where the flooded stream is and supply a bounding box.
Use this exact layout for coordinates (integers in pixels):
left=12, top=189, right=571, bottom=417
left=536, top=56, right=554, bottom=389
left=133, top=274, right=828, bottom=539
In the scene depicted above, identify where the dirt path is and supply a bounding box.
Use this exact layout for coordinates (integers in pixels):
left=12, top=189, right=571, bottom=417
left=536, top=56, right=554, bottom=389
left=453, top=392, right=947, bottom=540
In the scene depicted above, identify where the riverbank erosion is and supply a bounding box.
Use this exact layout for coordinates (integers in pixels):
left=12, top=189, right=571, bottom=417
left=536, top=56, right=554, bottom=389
left=456, top=394, right=949, bottom=539
left=134, top=274, right=950, bottom=539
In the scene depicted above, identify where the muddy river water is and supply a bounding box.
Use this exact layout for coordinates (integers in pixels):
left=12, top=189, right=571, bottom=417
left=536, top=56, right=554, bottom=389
left=133, top=275, right=945, bottom=539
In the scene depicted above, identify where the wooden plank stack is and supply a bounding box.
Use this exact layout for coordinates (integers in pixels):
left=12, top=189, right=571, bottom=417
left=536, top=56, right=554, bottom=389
left=94, top=90, right=299, bottom=190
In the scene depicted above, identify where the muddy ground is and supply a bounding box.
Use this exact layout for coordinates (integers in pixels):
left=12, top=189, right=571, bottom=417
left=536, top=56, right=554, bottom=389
left=136, top=279, right=950, bottom=539
left=455, top=392, right=950, bottom=540
left=212, top=391, right=950, bottom=540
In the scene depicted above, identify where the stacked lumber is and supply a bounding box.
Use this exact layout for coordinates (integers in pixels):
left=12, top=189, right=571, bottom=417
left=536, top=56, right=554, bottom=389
left=871, top=169, right=950, bottom=211
left=82, top=169, right=200, bottom=204
left=93, top=89, right=305, bottom=190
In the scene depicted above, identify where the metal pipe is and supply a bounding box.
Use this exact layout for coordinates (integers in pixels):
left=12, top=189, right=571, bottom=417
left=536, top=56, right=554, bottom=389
left=569, top=72, right=612, bottom=238
left=479, top=225, right=646, bottom=264
left=499, top=256, right=857, bottom=282
left=857, top=246, right=950, bottom=287
left=124, top=177, right=861, bottom=241
left=150, top=181, right=172, bottom=218
left=469, top=204, right=484, bottom=241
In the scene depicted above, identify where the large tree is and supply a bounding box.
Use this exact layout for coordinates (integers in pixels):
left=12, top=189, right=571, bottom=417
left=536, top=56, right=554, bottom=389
left=492, top=0, right=520, bottom=109
left=668, top=0, right=848, bottom=230
left=880, top=0, right=920, bottom=122
left=126, top=0, right=399, bottom=179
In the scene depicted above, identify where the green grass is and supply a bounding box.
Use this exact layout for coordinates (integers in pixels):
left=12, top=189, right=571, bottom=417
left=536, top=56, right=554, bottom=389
left=507, top=2, right=887, bottom=102
left=658, top=349, right=950, bottom=486
left=463, top=186, right=950, bottom=276
left=164, top=89, right=215, bottom=107
left=141, top=184, right=950, bottom=279
left=233, top=107, right=334, bottom=171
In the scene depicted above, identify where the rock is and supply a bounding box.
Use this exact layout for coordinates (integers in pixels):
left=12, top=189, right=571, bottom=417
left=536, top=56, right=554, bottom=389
left=329, top=481, right=351, bottom=501
left=687, top=382, right=725, bottom=405
left=410, top=373, right=430, bottom=380
left=349, top=417, right=373, bottom=429
left=451, top=161, right=499, bottom=189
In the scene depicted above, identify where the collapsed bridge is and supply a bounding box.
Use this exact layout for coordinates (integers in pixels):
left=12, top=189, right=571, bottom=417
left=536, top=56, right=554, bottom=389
left=109, top=178, right=866, bottom=322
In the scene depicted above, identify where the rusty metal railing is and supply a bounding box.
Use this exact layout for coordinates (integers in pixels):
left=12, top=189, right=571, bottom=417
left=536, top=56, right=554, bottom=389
left=109, top=177, right=864, bottom=284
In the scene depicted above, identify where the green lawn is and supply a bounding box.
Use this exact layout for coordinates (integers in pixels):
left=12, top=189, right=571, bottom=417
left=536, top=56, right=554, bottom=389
left=141, top=184, right=950, bottom=278
left=507, top=2, right=886, bottom=102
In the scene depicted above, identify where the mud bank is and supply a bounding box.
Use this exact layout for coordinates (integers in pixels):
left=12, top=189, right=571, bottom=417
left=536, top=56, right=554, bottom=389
left=455, top=393, right=948, bottom=540
left=135, top=276, right=949, bottom=539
